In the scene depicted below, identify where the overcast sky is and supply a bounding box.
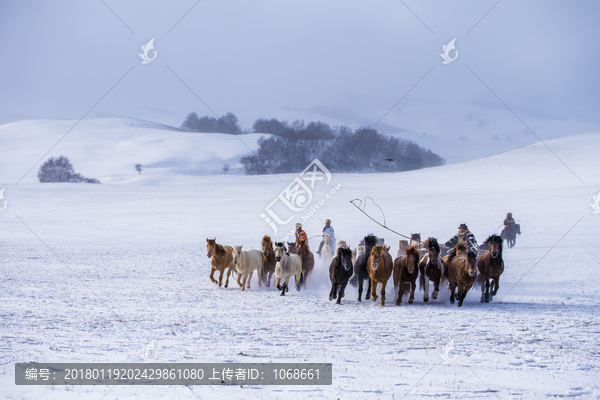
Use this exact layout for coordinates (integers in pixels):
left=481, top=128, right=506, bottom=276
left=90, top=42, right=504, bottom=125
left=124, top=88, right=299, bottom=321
left=1, top=0, right=599, bottom=163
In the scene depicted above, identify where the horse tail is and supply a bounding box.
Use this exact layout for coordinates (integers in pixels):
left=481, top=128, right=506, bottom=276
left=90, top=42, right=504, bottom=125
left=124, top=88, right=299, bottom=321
left=349, top=274, right=358, bottom=287
left=298, top=271, right=304, bottom=287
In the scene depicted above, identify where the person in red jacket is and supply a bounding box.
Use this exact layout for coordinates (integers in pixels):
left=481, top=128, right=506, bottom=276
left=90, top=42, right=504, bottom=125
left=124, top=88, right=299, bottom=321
left=295, top=223, right=308, bottom=243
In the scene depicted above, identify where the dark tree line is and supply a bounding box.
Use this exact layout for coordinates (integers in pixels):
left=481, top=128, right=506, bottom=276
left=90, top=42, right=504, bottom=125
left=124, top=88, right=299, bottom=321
left=241, top=123, right=445, bottom=174
left=179, top=113, right=445, bottom=174
left=181, top=112, right=242, bottom=134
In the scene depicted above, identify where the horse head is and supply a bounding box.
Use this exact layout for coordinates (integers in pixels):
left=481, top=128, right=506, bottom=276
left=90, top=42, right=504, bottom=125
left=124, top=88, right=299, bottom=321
left=363, top=234, right=378, bottom=252
left=466, top=251, right=478, bottom=277
left=206, top=238, right=217, bottom=258
left=339, top=247, right=353, bottom=271
left=405, top=245, right=420, bottom=273
left=262, top=235, right=272, bottom=257
left=427, top=237, right=440, bottom=265
left=370, top=245, right=385, bottom=271
left=275, top=242, right=285, bottom=262
left=485, top=234, right=503, bottom=259
left=232, top=245, right=243, bottom=267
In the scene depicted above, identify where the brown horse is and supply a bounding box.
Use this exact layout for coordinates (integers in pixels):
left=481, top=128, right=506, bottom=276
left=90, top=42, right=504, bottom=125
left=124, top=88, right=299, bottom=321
left=206, top=238, right=234, bottom=288
left=444, top=241, right=478, bottom=307
left=418, top=238, right=444, bottom=302
left=393, top=245, right=420, bottom=305
left=368, top=245, right=394, bottom=307
left=287, top=242, right=297, bottom=254
left=296, top=238, right=315, bottom=288
left=476, top=234, right=504, bottom=303
left=261, top=235, right=276, bottom=287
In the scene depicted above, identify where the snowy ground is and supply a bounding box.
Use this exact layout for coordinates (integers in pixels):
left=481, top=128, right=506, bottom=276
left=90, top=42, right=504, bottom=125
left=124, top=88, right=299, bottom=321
left=1, top=124, right=599, bottom=399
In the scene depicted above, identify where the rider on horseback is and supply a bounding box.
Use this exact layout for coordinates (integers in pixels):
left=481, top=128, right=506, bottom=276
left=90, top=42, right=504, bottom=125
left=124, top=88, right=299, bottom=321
left=295, top=223, right=308, bottom=242
left=503, top=213, right=515, bottom=236
left=316, top=219, right=336, bottom=256
left=443, top=223, right=479, bottom=270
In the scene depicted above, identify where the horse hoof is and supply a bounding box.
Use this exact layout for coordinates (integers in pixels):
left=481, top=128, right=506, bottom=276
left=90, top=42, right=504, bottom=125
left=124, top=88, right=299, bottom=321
left=357, top=297, right=362, bottom=302
left=329, top=295, right=334, bottom=301
left=423, top=298, right=428, bottom=303
left=280, top=292, right=285, bottom=296
left=485, top=298, right=489, bottom=303
left=432, top=291, right=438, bottom=300
left=336, top=300, right=342, bottom=305
left=458, top=301, right=463, bottom=307
left=450, top=299, right=455, bottom=304
left=296, top=286, right=301, bottom=292
left=408, top=299, right=413, bottom=304
left=480, top=297, right=485, bottom=303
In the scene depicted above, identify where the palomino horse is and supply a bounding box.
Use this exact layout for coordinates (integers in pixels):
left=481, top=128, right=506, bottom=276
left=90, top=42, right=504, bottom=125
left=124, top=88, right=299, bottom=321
left=321, top=234, right=335, bottom=267
left=393, top=245, right=420, bottom=305
left=206, top=238, right=235, bottom=288
left=350, top=234, right=379, bottom=301
left=232, top=245, right=263, bottom=291
left=368, top=245, right=394, bottom=306
left=418, top=238, right=444, bottom=302
left=476, top=234, right=504, bottom=303
left=328, top=247, right=354, bottom=305
left=444, top=241, right=478, bottom=307
left=296, top=238, right=315, bottom=288
left=261, top=235, right=276, bottom=287
left=274, top=242, right=303, bottom=296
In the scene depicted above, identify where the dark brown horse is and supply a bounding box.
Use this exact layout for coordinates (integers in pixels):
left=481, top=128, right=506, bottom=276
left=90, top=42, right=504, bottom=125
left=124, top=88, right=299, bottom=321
left=261, top=235, right=276, bottom=287
left=418, top=238, right=444, bottom=302
left=368, top=245, right=394, bottom=307
left=444, top=241, right=478, bottom=307
left=296, top=238, right=315, bottom=288
left=328, top=247, right=354, bottom=304
left=393, top=245, right=420, bottom=305
left=476, top=234, right=504, bottom=303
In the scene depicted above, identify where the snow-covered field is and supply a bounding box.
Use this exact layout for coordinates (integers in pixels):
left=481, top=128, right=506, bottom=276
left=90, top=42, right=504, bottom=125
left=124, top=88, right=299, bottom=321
left=1, top=121, right=599, bottom=399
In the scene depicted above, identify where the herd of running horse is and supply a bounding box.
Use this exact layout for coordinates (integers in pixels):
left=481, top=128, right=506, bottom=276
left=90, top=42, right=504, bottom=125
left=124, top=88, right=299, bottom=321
left=205, top=233, right=504, bottom=307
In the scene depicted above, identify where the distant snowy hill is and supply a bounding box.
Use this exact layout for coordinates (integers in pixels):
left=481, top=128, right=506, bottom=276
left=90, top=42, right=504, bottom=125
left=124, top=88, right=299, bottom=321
left=0, top=118, right=598, bottom=186
left=0, top=118, right=272, bottom=184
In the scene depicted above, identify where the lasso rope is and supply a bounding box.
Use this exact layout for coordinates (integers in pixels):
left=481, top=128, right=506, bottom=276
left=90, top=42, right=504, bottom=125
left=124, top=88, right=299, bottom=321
left=350, top=198, right=416, bottom=241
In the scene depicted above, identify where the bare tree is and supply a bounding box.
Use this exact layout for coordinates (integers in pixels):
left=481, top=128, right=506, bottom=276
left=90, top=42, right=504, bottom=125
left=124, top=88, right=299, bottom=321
left=135, top=164, right=143, bottom=175
left=222, top=164, right=230, bottom=174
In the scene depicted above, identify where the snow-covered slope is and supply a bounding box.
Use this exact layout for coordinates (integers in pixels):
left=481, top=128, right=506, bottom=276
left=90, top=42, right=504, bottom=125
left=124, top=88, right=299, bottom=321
left=0, top=118, right=272, bottom=184
left=0, top=123, right=599, bottom=399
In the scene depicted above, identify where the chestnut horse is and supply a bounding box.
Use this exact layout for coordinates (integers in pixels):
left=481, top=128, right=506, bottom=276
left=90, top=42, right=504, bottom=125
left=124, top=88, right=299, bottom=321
left=261, top=235, right=276, bottom=287
left=368, top=245, right=394, bottom=306
left=418, top=238, right=444, bottom=302
left=444, top=241, right=478, bottom=307
left=393, top=245, right=420, bottom=305
left=296, top=238, right=315, bottom=288
left=328, top=247, right=354, bottom=304
left=206, top=238, right=235, bottom=288
left=476, top=234, right=504, bottom=303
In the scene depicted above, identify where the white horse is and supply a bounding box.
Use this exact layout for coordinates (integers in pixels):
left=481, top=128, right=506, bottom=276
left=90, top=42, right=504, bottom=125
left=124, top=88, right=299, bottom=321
left=322, top=234, right=335, bottom=267
left=274, top=242, right=303, bottom=296
left=232, top=245, right=263, bottom=291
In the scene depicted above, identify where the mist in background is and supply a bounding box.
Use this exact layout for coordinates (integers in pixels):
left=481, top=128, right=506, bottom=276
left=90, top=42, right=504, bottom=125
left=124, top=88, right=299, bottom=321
left=1, top=0, right=598, bottom=164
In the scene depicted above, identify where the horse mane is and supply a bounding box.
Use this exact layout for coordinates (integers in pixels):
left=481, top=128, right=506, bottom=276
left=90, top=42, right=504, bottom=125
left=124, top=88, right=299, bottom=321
left=484, top=234, right=503, bottom=251
left=364, top=234, right=378, bottom=247
left=455, top=241, right=468, bottom=253
left=467, top=251, right=477, bottom=263
left=427, top=237, right=439, bottom=252
left=298, top=238, right=310, bottom=250
left=405, top=245, right=420, bottom=259
left=262, top=235, right=273, bottom=244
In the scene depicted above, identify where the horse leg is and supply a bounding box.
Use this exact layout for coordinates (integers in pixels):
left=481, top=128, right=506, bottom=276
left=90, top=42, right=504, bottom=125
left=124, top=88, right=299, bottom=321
left=492, top=277, right=499, bottom=297
left=449, top=282, right=455, bottom=304
left=247, top=270, right=254, bottom=289
left=423, top=277, right=430, bottom=303
left=209, top=267, right=218, bottom=285
left=396, top=280, right=404, bottom=306
left=236, top=269, right=243, bottom=287
left=371, top=281, right=378, bottom=302
left=275, top=277, right=282, bottom=290
left=380, top=281, right=387, bottom=307
left=281, top=277, right=290, bottom=296
left=432, top=279, right=440, bottom=300
left=337, top=282, right=347, bottom=305
left=408, top=280, right=416, bottom=304
left=241, top=273, right=248, bottom=292
left=357, top=278, right=363, bottom=302
left=366, top=278, right=372, bottom=300
left=329, top=283, right=336, bottom=301
left=485, top=280, right=490, bottom=303
left=457, top=285, right=464, bottom=307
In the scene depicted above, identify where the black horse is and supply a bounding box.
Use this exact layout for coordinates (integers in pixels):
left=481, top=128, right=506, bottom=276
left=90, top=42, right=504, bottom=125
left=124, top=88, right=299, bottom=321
left=501, top=223, right=521, bottom=248
left=328, top=247, right=354, bottom=305
left=349, top=234, right=379, bottom=301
